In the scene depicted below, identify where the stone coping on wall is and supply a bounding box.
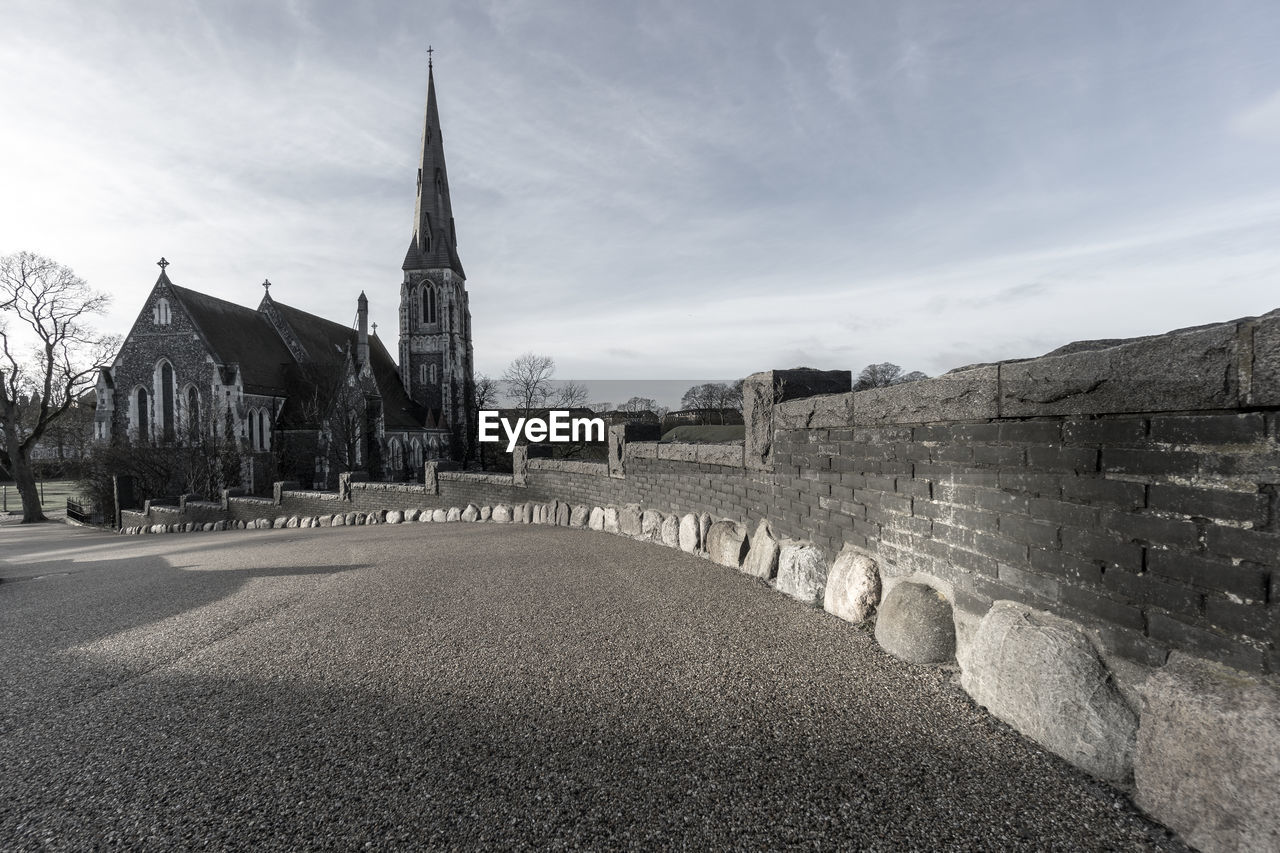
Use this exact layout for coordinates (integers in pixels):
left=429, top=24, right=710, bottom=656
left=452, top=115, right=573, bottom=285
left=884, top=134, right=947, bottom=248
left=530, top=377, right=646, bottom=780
left=280, top=489, right=345, bottom=502
left=626, top=441, right=746, bottom=467
left=349, top=481, right=432, bottom=493
left=776, top=311, right=1280, bottom=428
left=527, top=459, right=608, bottom=476
left=438, top=471, right=517, bottom=486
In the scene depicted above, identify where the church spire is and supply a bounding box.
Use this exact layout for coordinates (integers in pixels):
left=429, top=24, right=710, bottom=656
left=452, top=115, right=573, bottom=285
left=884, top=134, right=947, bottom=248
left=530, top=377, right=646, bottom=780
left=403, top=60, right=465, bottom=276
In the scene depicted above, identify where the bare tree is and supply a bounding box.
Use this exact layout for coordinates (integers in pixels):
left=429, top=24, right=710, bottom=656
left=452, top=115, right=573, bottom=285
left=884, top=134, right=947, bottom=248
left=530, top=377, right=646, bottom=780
left=678, top=381, right=742, bottom=423
left=470, top=372, right=500, bottom=469
left=473, top=373, right=499, bottom=411
left=0, top=252, right=117, bottom=522
left=553, top=381, right=589, bottom=408
left=854, top=363, right=929, bottom=390
left=618, top=396, right=655, bottom=413
left=502, top=352, right=556, bottom=412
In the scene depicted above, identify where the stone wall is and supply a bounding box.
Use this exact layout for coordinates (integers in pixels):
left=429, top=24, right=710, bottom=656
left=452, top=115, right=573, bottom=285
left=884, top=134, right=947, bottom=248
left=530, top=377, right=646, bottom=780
left=114, top=309, right=1280, bottom=852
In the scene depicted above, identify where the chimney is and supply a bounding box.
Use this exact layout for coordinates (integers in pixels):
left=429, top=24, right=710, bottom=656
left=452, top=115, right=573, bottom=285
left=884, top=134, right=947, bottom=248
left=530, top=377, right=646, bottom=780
left=357, top=291, right=369, bottom=368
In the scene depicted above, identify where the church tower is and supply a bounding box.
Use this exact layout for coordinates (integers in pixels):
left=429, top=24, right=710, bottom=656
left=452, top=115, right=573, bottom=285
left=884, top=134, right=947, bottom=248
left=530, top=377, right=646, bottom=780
left=399, top=58, right=475, bottom=458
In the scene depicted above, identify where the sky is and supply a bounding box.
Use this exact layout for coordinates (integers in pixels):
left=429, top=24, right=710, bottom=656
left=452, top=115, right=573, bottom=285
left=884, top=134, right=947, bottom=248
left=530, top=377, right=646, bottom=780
left=3, top=0, right=1280, bottom=396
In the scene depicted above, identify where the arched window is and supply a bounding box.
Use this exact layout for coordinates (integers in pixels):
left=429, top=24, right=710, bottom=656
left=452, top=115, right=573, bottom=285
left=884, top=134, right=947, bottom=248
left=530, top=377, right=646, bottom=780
left=388, top=438, right=402, bottom=470
left=136, top=388, right=149, bottom=441
left=158, top=362, right=175, bottom=442
left=185, top=386, right=200, bottom=438
left=411, top=440, right=423, bottom=469
left=421, top=285, right=437, bottom=325
left=153, top=298, right=171, bottom=325
left=258, top=410, right=268, bottom=451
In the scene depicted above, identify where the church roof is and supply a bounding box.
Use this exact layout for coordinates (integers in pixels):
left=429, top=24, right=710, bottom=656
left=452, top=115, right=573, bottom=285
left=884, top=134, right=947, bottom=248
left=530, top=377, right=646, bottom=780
left=270, top=300, right=428, bottom=430
left=168, top=284, right=295, bottom=395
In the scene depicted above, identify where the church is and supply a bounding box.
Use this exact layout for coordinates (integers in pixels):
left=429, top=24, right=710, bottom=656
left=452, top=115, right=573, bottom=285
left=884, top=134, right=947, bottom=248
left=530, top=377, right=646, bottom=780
left=93, top=64, right=475, bottom=490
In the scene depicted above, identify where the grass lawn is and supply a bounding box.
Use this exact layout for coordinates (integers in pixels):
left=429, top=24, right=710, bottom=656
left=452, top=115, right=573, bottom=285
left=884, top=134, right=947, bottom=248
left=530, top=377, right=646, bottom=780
left=0, top=479, right=84, bottom=515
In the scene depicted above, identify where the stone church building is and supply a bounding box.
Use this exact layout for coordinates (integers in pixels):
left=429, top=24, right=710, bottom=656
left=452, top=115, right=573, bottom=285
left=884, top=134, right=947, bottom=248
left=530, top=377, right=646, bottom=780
left=93, top=65, right=475, bottom=490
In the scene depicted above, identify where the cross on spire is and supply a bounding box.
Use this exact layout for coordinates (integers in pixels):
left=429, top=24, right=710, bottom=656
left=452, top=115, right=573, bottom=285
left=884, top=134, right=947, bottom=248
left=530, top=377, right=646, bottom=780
left=428, top=45, right=433, bottom=69
left=372, top=321, right=378, bottom=335
left=157, top=257, right=169, bottom=270
left=262, top=278, right=272, bottom=293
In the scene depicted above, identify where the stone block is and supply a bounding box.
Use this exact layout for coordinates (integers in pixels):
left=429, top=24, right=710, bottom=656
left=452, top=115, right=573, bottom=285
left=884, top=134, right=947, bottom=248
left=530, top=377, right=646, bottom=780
left=461, top=504, right=479, bottom=522
left=1250, top=310, right=1280, bottom=406
left=678, top=514, right=700, bottom=553
left=698, top=513, right=711, bottom=552
left=480, top=506, right=492, bottom=521
left=641, top=510, right=663, bottom=542
left=855, top=367, right=998, bottom=424
left=823, top=545, right=881, bottom=623
left=570, top=506, right=589, bottom=528
left=491, top=504, right=512, bottom=523
left=706, top=521, right=748, bottom=568
left=744, top=369, right=853, bottom=469
left=431, top=509, right=448, bottom=523
left=697, top=444, right=745, bottom=467
left=776, top=541, right=827, bottom=605
left=603, top=507, right=620, bottom=534
left=446, top=507, right=461, bottom=522
left=619, top=505, right=643, bottom=538
left=1001, top=321, right=1244, bottom=416
left=960, top=601, right=1136, bottom=782
left=386, top=510, right=403, bottom=524
left=875, top=581, right=956, bottom=665
left=1135, top=653, right=1280, bottom=852
left=660, top=514, right=680, bottom=547
left=555, top=502, right=570, bottom=526
left=588, top=507, right=605, bottom=531
left=627, top=441, right=658, bottom=460
left=741, top=519, right=779, bottom=580
left=608, top=424, right=626, bottom=478
left=772, top=393, right=857, bottom=431
left=657, top=443, right=699, bottom=463
left=511, top=445, right=528, bottom=486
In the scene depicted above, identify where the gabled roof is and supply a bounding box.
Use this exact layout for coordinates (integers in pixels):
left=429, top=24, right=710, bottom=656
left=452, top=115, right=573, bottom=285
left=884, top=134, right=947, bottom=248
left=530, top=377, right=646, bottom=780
left=271, top=300, right=358, bottom=362
left=272, top=300, right=428, bottom=430
left=168, top=284, right=295, bottom=395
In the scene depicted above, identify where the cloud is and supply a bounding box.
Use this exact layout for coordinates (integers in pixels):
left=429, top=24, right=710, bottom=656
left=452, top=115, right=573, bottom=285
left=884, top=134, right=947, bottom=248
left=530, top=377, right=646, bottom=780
left=1231, top=88, right=1280, bottom=141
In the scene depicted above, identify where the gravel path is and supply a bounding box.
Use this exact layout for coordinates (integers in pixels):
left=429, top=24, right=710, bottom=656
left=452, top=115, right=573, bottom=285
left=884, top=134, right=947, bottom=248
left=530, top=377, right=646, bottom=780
left=0, top=522, right=1186, bottom=850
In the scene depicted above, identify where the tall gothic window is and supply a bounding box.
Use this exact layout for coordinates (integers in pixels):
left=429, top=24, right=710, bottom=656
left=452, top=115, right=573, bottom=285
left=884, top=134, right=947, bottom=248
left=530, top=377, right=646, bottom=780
left=160, top=362, right=175, bottom=442
left=258, top=410, right=267, bottom=451
left=421, top=285, right=437, bottom=325
left=136, top=389, right=149, bottom=441
left=154, top=298, right=171, bottom=325
left=186, top=387, right=199, bottom=437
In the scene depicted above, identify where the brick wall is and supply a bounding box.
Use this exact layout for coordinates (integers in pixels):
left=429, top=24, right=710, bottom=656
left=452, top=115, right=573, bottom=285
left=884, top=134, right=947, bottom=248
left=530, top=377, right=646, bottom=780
left=118, top=311, right=1279, bottom=675
left=768, top=412, right=1277, bottom=672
